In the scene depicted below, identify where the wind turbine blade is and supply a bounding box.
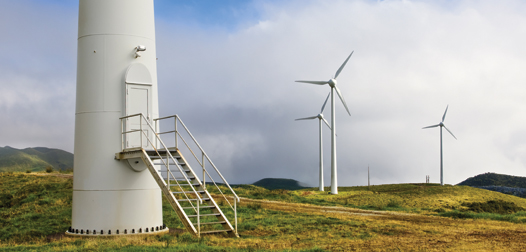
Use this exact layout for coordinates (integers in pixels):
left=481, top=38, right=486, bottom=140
left=322, top=118, right=332, bottom=130
left=335, top=51, right=354, bottom=79
left=295, top=116, right=318, bottom=121
left=443, top=125, right=457, bottom=140
left=422, top=124, right=440, bottom=129
left=442, top=105, right=449, bottom=122
left=334, top=86, right=351, bottom=116
left=320, top=92, right=331, bottom=113
left=295, top=80, right=328, bottom=85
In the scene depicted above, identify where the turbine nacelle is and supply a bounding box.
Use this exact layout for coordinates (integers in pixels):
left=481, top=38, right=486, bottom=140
left=328, top=79, right=337, bottom=88
left=422, top=105, right=456, bottom=140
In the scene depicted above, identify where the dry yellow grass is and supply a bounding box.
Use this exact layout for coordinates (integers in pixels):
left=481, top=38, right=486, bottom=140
left=208, top=197, right=526, bottom=251
left=3, top=173, right=526, bottom=251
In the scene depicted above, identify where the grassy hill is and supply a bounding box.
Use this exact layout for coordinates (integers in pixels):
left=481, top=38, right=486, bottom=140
left=227, top=183, right=526, bottom=215
left=0, top=146, right=73, bottom=172
left=458, top=172, right=526, bottom=188
left=3, top=173, right=526, bottom=251
left=252, top=178, right=308, bottom=190
left=458, top=173, right=526, bottom=198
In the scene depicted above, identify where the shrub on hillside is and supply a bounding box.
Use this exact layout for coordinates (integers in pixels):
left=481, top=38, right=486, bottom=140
left=462, top=200, right=525, bottom=214
left=475, top=186, right=526, bottom=198
left=45, top=166, right=53, bottom=173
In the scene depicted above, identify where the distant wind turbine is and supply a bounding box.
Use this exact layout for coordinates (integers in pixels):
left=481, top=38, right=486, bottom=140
left=422, top=105, right=457, bottom=186
left=295, top=92, right=332, bottom=191
left=296, top=51, right=353, bottom=194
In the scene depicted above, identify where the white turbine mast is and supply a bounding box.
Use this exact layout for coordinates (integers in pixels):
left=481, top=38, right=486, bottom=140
left=295, top=92, right=332, bottom=191
left=422, top=105, right=457, bottom=186
left=296, top=51, right=353, bottom=194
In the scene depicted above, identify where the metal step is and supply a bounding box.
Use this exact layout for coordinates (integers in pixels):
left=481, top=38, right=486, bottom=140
left=172, top=183, right=201, bottom=187
left=145, top=149, right=178, bottom=156
left=156, top=168, right=191, bottom=172
left=172, top=191, right=205, bottom=194
left=151, top=160, right=185, bottom=165
left=188, top=213, right=221, bottom=218
left=159, top=175, right=196, bottom=180
left=193, top=221, right=226, bottom=225
left=182, top=205, right=215, bottom=210
left=169, top=177, right=196, bottom=181
left=177, top=198, right=210, bottom=202
left=153, top=161, right=185, bottom=166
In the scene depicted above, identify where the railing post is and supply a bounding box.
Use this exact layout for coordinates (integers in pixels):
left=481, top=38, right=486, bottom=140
left=140, top=114, right=143, bottom=148
left=121, top=118, right=124, bottom=150
left=154, top=119, right=158, bottom=149
left=235, top=199, right=238, bottom=236
left=167, top=154, right=170, bottom=189
left=197, top=200, right=200, bottom=238
left=202, top=152, right=205, bottom=190
left=174, top=116, right=178, bottom=150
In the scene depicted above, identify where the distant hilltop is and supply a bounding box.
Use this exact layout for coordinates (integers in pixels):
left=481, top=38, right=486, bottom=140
left=253, top=178, right=309, bottom=190
left=458, top=172, right=526, bottom=188
left=0, top=146, right=73, bottom=172
left=458, top=172, right=526, bottom=198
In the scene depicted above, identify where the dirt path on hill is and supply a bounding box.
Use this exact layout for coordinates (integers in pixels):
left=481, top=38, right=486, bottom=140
left=236, top=196, right=423, bottom=218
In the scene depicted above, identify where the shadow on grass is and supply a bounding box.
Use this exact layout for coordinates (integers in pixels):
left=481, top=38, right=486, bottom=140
left=437, top=210, right=526, bottom=223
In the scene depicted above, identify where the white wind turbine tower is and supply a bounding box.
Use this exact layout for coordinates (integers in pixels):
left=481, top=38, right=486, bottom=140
left=422, top=105, right=457, bottom=186
left=295, top=93, right=332, bottom=191
left=296, top=52, right=353, bottom=194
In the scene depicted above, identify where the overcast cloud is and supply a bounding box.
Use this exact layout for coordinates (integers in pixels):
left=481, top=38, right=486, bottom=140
left=1, top=0, right=526, bottom=187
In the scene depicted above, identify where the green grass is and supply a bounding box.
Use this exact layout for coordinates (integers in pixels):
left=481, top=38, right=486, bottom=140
left=0, top=173, right=338, bottom=251
left=4, top=173, right=526, bottom=251
left=0, top=172, right=72, bottom=243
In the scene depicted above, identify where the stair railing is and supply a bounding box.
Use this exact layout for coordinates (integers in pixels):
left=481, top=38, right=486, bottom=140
left=154, top=114, right=240, bottom=234
left=120, top=113, right=203, bottom=212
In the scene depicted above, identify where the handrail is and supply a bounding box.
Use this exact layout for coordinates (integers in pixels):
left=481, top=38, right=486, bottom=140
left=120, top=113, right=203, bottom=209
left=177, top=116, right=240, bottom=202
left=154, top=115, right=240, bottom=203
left=153, top=114, right=239, bottom=234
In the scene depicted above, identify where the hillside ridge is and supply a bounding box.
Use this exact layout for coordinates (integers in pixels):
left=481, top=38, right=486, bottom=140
left=0, top=146, right=73, bottom=172
left=252, top=178, right=308, bottom=190
left=458, top=172, right=526, bottom=188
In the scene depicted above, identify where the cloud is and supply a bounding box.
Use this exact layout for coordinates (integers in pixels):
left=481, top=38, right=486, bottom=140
left=0, top=1, right=77, bottom=151
left=3, top=0, right=526, bottom=187
left=155, top=0, right=526, bottom=186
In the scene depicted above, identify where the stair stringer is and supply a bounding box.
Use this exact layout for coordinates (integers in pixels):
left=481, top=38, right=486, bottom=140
left=139, top=149, right=198, bottom=235
left=174, top=150, right=237, bottom=237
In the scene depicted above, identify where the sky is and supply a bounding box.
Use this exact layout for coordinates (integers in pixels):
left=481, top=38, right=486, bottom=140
left=1, top=0, right=526, bottom=187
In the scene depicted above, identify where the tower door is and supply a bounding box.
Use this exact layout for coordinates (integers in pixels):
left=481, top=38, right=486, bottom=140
left=125, top=63, right=153, bottom=149
left=126, top=84, right=152, bottom=149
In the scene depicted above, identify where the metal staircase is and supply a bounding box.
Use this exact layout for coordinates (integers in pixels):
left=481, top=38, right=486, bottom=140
left=115, top=114, right=239, bottom=237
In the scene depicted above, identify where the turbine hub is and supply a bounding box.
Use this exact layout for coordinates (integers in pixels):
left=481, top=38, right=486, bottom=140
left=318, top=114, right=323, bottom=119
left=328, top=78, right=337, bottom=87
